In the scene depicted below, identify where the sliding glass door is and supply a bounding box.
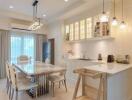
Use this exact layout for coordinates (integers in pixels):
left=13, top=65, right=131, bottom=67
left=10, top=33, right=35, bottom=63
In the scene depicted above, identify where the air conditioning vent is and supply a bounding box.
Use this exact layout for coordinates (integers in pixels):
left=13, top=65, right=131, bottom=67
left=10, top=23, right=32, bottom=31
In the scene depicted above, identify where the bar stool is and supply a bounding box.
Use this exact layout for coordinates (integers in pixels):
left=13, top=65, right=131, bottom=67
left=72, top=68, right=107, bottom=100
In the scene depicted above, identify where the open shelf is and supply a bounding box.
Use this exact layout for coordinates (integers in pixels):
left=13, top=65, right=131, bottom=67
left=66, top=36, right=115, bottom=43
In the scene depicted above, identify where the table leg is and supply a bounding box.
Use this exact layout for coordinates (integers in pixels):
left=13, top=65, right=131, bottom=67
left=103, top=73, right=107, bottom=100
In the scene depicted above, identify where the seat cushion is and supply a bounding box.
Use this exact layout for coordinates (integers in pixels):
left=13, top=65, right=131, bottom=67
left=17, top=78, right=37, bottom=91
left=48, top=75, right=65, bottom=82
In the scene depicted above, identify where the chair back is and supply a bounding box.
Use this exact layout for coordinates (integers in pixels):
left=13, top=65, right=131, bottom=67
left=58, top=61, right=67, bottom=76
left=6, top=62, right=11, bottom=81
left=9, top=65, right=17, bottom=89
left=17, top=55, right=31, bottom=64
left=45, top=58, right=50, bottom=64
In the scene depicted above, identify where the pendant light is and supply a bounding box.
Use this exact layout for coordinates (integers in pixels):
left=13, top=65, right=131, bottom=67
left=29, top=0, right=43, bottom=30
left=100, top=0, right=108, bottom=22
left=112, top=0, right=118, bottom=26
left=120, top=0, right=126, bottom=29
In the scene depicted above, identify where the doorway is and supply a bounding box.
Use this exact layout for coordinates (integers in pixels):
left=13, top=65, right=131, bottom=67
left=43, top=38, right=55, bottom=65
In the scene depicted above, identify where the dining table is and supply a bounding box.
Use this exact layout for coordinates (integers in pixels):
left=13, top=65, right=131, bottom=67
left=13, top=61, right=66, bottom=97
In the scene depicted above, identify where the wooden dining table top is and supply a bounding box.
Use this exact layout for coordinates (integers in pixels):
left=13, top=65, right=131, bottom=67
left=13, top=62, right=66, bottom=76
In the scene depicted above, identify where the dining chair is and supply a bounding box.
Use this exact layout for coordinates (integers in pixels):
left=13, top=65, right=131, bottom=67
left=17, top=55, right=31, bottom=64
left=73, top=68, right=106, bottom=100
left=17, top=55, right=32, bottom=78
left=5, top=62, right=11, bottom=98
left=45, top=58, right=50, bottom=64
left=48, top=61, right=67, bottom=97
left=9, top=64, right=38, bottom=100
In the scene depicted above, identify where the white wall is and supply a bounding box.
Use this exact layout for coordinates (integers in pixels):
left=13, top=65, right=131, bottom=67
left=47, top=21, right=65, bottom=64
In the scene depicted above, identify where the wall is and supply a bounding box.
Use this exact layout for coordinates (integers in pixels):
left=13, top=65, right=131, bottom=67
left=47, top=21, right=65, bottom=64
left=0, top=17, right=48, bottom=34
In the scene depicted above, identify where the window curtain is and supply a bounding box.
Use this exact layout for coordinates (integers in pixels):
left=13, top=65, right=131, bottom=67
left=35, top=34, right=47, bottom=62
left=10, top=32, right=36, bottom=64
left=0, top=30, right=10, bottom=78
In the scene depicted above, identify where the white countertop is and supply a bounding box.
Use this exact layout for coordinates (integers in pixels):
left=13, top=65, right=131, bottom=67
left=68, top=58, right=105, bottom=64
left=82, top=63, right=132, bottom=75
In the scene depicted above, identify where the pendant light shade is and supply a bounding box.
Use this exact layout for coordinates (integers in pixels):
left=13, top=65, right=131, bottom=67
left=112, top=17, right=118, bottom=26
left=100, top=12, right=109, bottom=22
left=120, top=21, right=126, bottom=29
left=100, top=0, right=108, bottom=22
left=112, top=0, right=118, bottom=26
left=120, top=0, right=126, bottom=29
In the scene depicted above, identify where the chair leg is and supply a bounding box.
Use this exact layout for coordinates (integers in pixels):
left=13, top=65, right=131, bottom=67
left=52, top=82, right=55, bottom=97
left=6, top=78, right=9, bottom=94
left=64, top=80, right=67, bottom=92
left=59, top=81, right=61, bottom=88
left=9, top=84, right=11, bottom=100
left=36, top=87, right=38, bottom=98
left=16, top=90, right=18, bottom=100
left=11, top=88, right=14, bottom=100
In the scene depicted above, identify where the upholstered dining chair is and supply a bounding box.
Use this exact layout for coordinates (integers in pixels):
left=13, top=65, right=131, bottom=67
left=9, top=64, right=38, bottom=100
left=17, top=55, right=31, bottom=78
left=45, top=58, right=50, bottom=64
left=17, top=55, right=31, bottom=64
left=48, top=61, right=67, bottom=97
left=5, top=62, right=11, bottom=98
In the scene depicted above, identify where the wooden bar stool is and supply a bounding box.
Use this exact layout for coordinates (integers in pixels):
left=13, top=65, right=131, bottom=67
left=72, top=68, right=107, bottom=100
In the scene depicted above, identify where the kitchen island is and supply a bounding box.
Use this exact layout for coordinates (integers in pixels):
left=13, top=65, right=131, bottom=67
left=66, top=59, right=132, bottom=100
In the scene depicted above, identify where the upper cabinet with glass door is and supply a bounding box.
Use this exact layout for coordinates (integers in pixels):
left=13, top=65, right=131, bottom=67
left=65, top=13, right=113, bottom=42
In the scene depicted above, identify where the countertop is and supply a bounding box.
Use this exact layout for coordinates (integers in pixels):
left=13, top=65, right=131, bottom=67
left=82, top=63, right=132, bottom=75
left=68, top=58, right=105, bottom=64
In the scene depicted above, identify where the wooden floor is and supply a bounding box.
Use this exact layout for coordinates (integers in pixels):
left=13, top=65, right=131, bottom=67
left=0, top=79, right=81, bottom=100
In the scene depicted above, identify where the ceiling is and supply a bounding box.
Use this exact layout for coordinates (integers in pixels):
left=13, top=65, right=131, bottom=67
left=0, top=0, right=111, bottom=23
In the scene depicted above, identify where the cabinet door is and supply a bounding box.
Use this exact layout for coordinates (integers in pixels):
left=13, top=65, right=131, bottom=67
left=65, top=25, right=70, bottom=40
left=74, top=22, right=79, bottom=40
left=70, top=24, right=74, bottom=41
left=86, top=18, right=92, bottom=38
left=80, top=20, right=85, bottom=39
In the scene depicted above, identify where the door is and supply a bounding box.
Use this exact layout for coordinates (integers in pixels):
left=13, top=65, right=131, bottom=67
left=42, top=39, right=55, bottom=65
left=49, top=39, right=55, bottom=65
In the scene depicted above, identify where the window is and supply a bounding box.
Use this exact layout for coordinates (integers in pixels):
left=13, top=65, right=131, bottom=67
left=70, top=24, right=74, bottom=41
left=74, top=22, right=79, bottom=40
left=10, top=33, right=35, bottom=63
left=80, top=20, right=85, bottom=39
left=86, top=18, right=92, bottom=38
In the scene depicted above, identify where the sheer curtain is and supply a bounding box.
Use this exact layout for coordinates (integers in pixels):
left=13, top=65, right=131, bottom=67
left=10, top=32, right=36, bottom=64
left=0, top=30, right=47, bottom=78
left=0, top=30, right=10, bottom=78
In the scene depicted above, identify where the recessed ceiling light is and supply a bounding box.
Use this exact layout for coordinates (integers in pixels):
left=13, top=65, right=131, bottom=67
left=9, top=5, right=14, bottom=9
left=43, top=14, right=46, bottom=17
left=64, top=0, right=69, bottom=2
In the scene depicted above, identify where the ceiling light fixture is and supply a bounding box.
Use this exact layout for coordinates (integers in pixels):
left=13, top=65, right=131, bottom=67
left=120, top=0, right=126, bottom=29
left=28, top=0, right=43, bottom=30
left=100, top=0, right=109, bottom=22
left=43, top=14, right=46, bottom=17
left=112, top=0, right=118, bottom=26
left=64, top=0, right=69, bottom=2
left=9, top=5, right=14, bottom=9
